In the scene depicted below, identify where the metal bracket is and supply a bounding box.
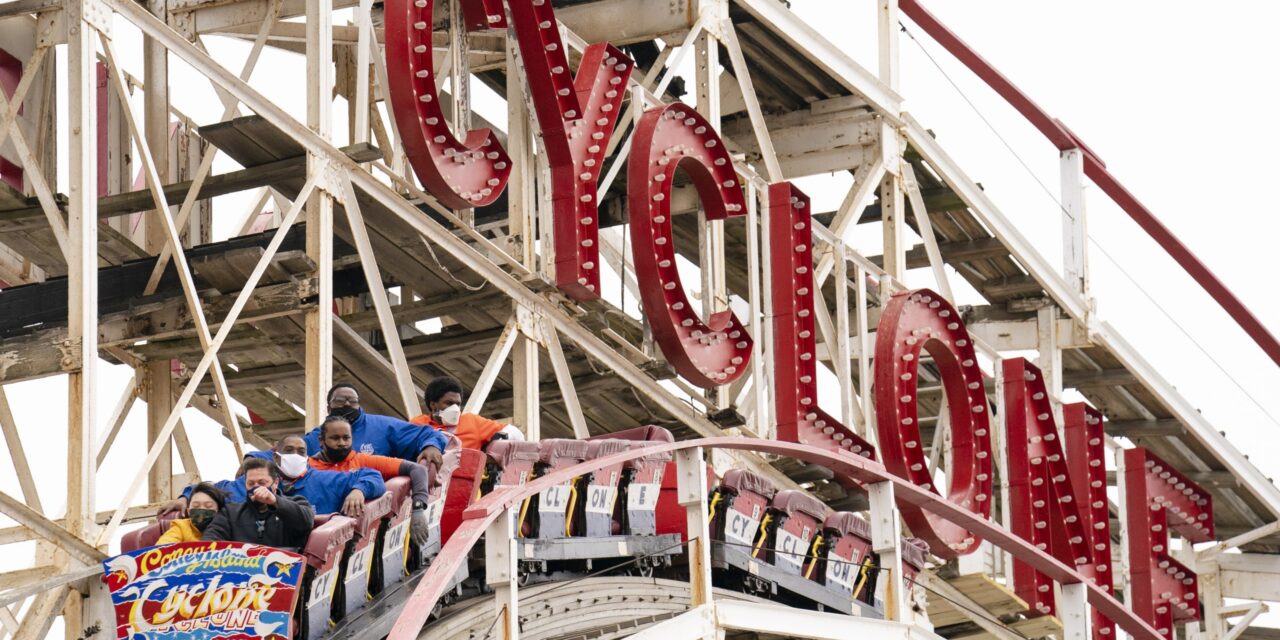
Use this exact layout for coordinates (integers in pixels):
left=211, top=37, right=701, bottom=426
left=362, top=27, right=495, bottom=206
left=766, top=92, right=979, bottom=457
left=75, top=0, right=113, bottom=37
left=58, top=337, right=84, bottom=372
left=880, top=119, right=902, bottom=175
left=36, top=9, right=66, bottom=47
left=515, top=304, right=543, bottom=345
left=168, top=10, right=194, bottom=40
left=310, top=157, right=342, bottom=198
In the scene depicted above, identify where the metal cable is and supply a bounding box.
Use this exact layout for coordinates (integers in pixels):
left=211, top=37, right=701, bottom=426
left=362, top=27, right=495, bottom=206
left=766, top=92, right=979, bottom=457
left=899, top=22, right=1280, bottom=432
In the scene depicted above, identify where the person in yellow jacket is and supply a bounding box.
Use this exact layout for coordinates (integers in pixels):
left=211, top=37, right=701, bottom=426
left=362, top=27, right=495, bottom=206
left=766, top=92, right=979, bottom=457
left=157, top=482, right=226, bottom=544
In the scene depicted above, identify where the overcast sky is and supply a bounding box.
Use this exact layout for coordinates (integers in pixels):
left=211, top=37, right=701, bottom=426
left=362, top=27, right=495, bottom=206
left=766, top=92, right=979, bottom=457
left=2, top=1, right=1279, bottom=635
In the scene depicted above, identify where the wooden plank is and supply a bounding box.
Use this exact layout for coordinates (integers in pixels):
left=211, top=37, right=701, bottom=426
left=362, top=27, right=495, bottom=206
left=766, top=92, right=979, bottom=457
left=981, top=275, right=1044, bottom=299
left=1105, top=419, right=1183, bottom=438
left=1062, top=368, right=1138, bottom=388
left=0, top=144, right=381, bottom=224
left=1011, top=614, right=1064, bottom=637
left=869, top=237, right=1009, bottom=270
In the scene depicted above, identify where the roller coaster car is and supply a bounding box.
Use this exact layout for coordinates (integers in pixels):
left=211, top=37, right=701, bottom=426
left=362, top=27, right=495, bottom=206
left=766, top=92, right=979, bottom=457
left=820, top=512, right=877, bottom=606
left=120, top=512, right=182, bottom=552
left=329, top=493, right=392, bottom=623
left=413, top=432, right=463, bottom=562
left=705, top=470, right=884, bottom=616
left=461, top=430, right=683, bottom=580
left=591, top=425, right=673, bottom=536
left=529, top=439, right=590, bottom=538
left=121, top=467, right=452, bottom=640
left=122, top=504, right=362, bottom=640
left=120, top=428, right=928, bottom=639
left=371, top=475, right=414, bottom=596
left=296, top=514, right=360, bottom=640
left=901, top=537, right=929, bottom=586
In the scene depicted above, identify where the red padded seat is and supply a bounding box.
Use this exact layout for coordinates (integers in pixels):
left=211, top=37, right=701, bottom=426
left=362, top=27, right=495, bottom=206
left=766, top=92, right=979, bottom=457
left=523, top=439, right=589, bottom=539
left=484, top=440, right=540, bottom=490
left=579, top=439, right=632, bottom=537
left=767, top=490, right=827, bottom=575
left=720, top=469, right=778, bottom=500
left=299, top=515, right=356, bottom=640
left=441, top=448, right=486, bottom=543
left=655, top=462, right=716, bottom=540
left=303, top=516, right=356, bottom=569
left=821, top=511, right=874, bottom=596
left=333, top=493, right=391, bottom=620
left=714, top=470, right=775, bottom=552
left=770, top=490, right=826, bottom=522
left=823, top=511, right=871, bottom=541
left=122, top=512, right=181, bottom=552
left=373, top=476, right=414, bottom=594
left=593, top=425, right=674, bottom=443
left=486, top=440, right=540, bottom=467
left=537, top=438, right=589, bottom=468
left=902, top=537, right=930, bottom=572
left=586, top=438, right=631, bottom=460
left=385, top=476, right=412, bottom=507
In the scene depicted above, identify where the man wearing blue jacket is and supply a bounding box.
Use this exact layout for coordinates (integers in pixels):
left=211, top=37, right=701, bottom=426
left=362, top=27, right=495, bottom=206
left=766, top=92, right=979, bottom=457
left=167, top=435, right=385, bottom=516
left=304, top=383, right=446, bottom=469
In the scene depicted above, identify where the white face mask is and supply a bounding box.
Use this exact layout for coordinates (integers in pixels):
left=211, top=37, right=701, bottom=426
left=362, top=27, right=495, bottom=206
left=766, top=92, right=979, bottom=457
left=278, top=453, right=309, bottom=479
left=439, top=404, right=462, bottom=427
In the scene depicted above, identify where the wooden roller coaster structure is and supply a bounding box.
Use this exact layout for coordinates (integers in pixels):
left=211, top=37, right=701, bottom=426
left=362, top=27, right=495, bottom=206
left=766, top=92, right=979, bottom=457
left=0, top=0, right=1277, bottom=639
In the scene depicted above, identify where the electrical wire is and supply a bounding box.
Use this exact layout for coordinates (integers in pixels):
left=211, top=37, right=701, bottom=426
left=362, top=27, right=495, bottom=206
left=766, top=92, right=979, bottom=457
left=898, top=22, right=1280, bottom=432
left=899, top=23, right=1072, bottom=223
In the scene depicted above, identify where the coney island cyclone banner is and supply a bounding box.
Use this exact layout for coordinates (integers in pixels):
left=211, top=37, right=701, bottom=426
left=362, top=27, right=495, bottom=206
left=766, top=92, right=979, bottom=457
left=100, top=541, right=305, bottom=639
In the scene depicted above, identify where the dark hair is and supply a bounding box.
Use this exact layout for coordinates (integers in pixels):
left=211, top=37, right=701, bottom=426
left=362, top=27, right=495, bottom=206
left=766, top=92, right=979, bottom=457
left=327, top=382, right=358, bottom=403
left=424, top=376, right=464, bottom=405
left=274, top=434, right=306, bottom=450
left=320, top=415, right=352, bottom=438
left=241, top=456, right=280, bottom=480
left=189, top=482, right=227, bottom=511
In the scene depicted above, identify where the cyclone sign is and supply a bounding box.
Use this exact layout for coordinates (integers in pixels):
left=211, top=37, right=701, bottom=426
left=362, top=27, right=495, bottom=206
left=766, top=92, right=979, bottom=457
left=100, top=541, right=305, bottom=640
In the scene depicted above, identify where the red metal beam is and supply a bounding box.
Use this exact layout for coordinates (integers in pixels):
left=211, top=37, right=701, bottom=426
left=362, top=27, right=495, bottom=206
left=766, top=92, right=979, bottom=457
left=899, top=0, right=1280, bottom=371
left=388, top=438, right=1163, bottom=640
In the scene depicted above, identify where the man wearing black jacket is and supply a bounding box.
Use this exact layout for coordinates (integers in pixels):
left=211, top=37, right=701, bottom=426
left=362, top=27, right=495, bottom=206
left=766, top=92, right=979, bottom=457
left=202, top=457, right=314, bottom=551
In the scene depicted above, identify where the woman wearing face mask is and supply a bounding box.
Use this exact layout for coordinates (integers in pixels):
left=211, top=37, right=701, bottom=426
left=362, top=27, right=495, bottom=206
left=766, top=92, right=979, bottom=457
left=157, top=483, right=226, bottom=544
left=410, top=376, right=525, bottom=450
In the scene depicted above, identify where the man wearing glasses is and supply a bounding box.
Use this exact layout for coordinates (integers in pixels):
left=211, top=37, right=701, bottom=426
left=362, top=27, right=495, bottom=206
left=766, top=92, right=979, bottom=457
left=303, top=383, right=446, bottom=469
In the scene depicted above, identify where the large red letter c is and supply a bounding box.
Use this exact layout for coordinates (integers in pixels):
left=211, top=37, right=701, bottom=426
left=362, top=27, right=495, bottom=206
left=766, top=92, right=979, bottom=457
left=874, top=288, right=994, bottom=557
left=628, top=104, right=750, bottom=389
left=385, top=0, right=512, bottom=209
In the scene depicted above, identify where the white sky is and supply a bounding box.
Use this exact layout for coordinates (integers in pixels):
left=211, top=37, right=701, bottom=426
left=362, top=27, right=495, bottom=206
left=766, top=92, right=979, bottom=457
left=2, top=0, right=1279, bottom=635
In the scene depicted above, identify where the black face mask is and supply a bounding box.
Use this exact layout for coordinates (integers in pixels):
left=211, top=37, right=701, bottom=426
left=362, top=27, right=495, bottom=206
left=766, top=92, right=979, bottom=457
left=330, top=406, right=360, bottom=423
left=189, top=508, right=217, bottom=531
left=324, top=446, right=352, bottom=462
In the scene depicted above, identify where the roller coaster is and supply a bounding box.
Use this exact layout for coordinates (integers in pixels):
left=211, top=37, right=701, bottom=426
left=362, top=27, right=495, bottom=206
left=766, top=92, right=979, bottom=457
left=0, top=1, right=1277, bottom=640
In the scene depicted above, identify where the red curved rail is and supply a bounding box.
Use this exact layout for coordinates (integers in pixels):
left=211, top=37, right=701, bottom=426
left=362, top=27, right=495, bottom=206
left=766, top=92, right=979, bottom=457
left=388, top=438, right=1163, bottom=640
left=899, top=0, right=1280, bottom=371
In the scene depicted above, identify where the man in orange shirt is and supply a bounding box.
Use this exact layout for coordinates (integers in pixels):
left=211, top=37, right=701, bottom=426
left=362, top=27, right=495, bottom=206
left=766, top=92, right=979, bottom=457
left=410, top=376, right=525, bottom=450
left=310, top=415, right=431, bottom=547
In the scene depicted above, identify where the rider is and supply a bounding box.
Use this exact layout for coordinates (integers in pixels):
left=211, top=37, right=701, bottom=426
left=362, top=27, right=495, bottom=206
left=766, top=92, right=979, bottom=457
left=305, top=383, right=446, bottom=468
left=310, top=414, right=432, bottom=546
left=410, top=376, right=524, bottom=449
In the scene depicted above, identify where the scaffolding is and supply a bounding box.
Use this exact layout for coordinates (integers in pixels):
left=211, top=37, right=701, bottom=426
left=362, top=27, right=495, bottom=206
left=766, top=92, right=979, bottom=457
left=0, top=1, right=1276, bottom=639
